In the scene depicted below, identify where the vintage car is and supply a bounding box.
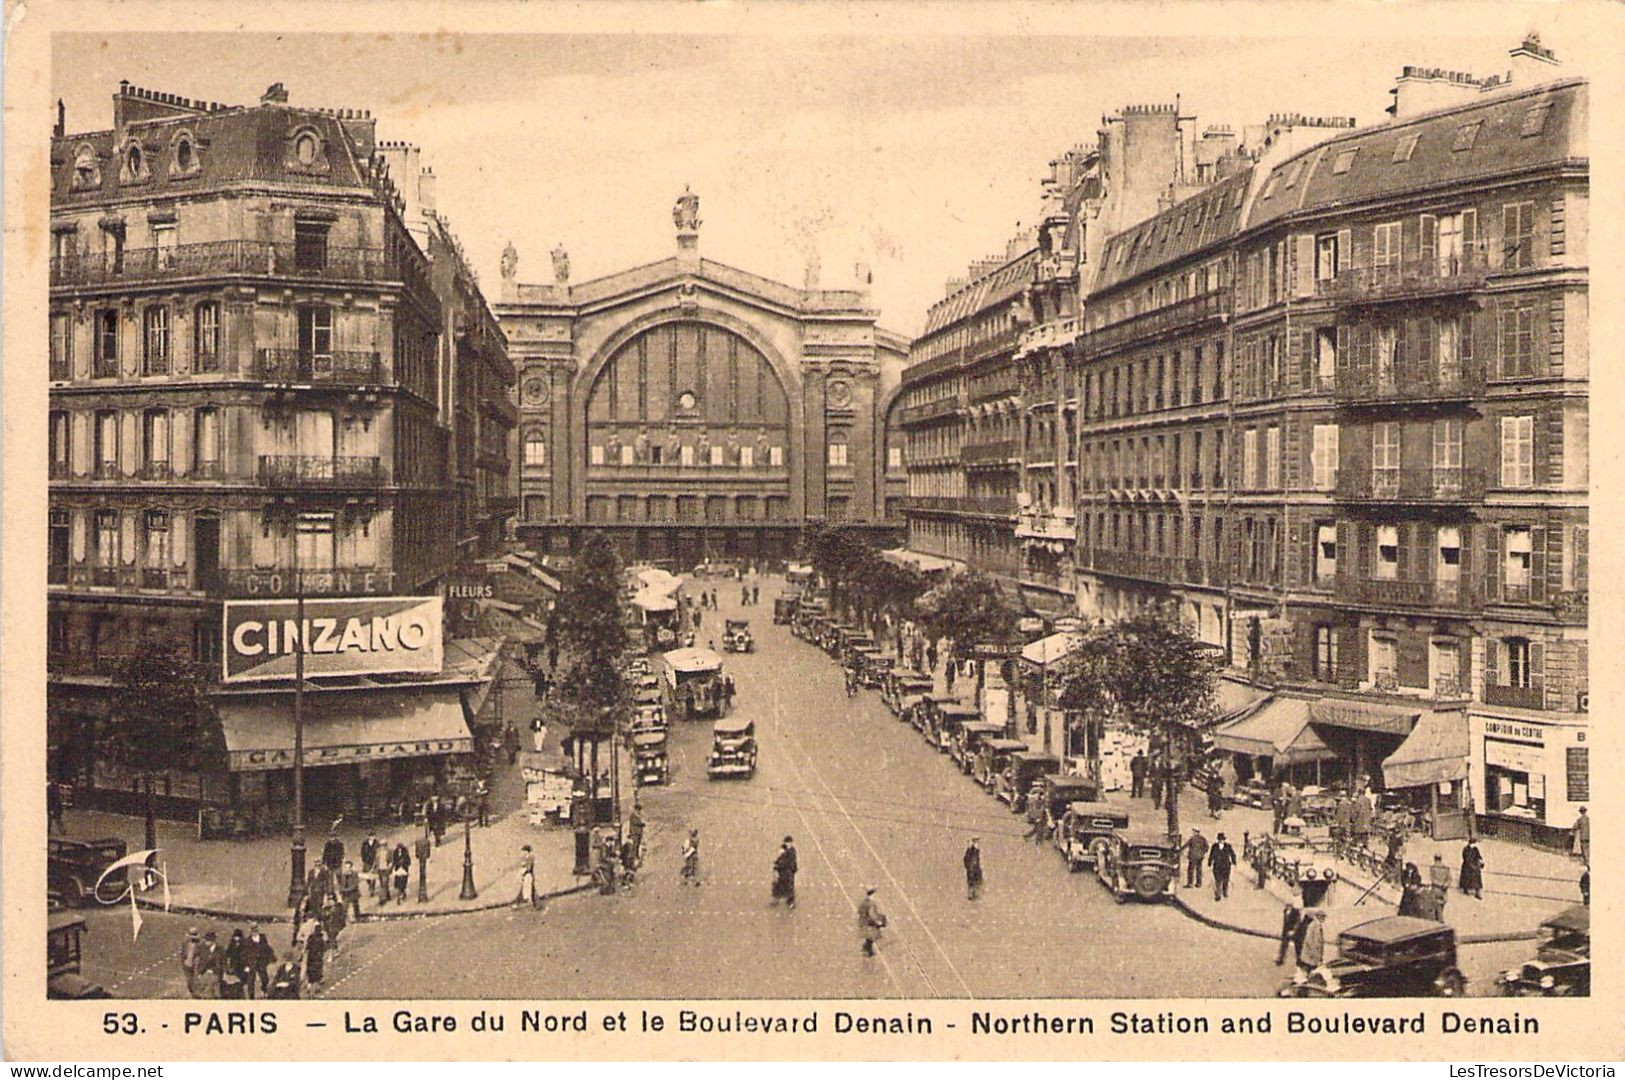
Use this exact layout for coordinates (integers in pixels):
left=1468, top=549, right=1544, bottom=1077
left=633, top=674, right=665, bottom=708
left=662, top=647, right=728, bottom=720
left=785, top=563, right=815, bottom=589
left=632, top=731, right=670, bottom=786
left=630, top=704, right=668, bottom=738
left=841, top=635, right=879, bottom=668
left=931, top=701, right=981, bottom=749
left=897, top=693, right=934, bottom=731
left=1096, top=826, right=1181, bottom=903
left=953, top=720, right=1005, bottom=772
left=693, top=559, right=740, bottom=579
left=773, top=593, right=800, bottom=624
left=1280, top=916, right=1465, bottom=998
left=722, top=618, right=755, bottom=654
left=707, top=717, right=758, bottom=780
left=858, top=652, right=894, bottom=689
left=997, top=751, right=1061, bottom=810
left=1057, top=801, right=1132, bottom=870
left=48, top=912, right=109, bottom=999
left=48, top=837, right=128, bottom=907
left=1498, top=905, right=1590, bottom=997
left=882, top=669, right=933, bottom=713
left=626, top=656, right=653, bottom=678
left=973, top=737, right=1028, bottom=791
left=1034, top=774, right=1102, bottom=831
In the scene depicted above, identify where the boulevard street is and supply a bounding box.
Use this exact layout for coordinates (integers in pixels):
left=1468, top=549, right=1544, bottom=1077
left=73, top=581, right=1529, bottom=999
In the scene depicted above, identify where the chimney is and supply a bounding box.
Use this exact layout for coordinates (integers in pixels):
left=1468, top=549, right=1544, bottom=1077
left=419, top=166, right=437, bottom=215
left=261, top=82, right=290, bottom=105
left=1508, top=31, right=1560, bottom=87
left=54, top=99, right=65, bottom=139
left=1388, top=66, right=1487, bottom=119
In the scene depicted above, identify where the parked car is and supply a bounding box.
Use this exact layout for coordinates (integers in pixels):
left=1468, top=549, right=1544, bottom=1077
left=48, top=837, right=128, bottom=908
left=1057, top=801, right=1131, bottom=870
left=722, top=619, right=755, bottom=653
left=707, top=717, right=758, bottom=780
left=1498, top=905, right=1589, bottom=997
left=997, top=751, right=1060, bottom=811
left=1279, top=916, right=1466, bottom=998
left=48, top=912, right=109, bottom=999
left=1097, top=827, right=1180, bottom=903
left=633, top=731, right=670, bottom=787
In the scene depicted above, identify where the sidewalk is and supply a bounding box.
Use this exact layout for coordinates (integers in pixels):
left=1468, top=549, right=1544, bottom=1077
left=56, top=665, right=599, bottom=921
left=1137, top=788, right=1585, bottom=944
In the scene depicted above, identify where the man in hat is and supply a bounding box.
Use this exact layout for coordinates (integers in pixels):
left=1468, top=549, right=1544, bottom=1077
left=1275, top=904, right=1304, bottom=966
left=360, top=831, right=381, bottom=896
left=242, top=922, right=275, bottom=998
left=1573, top=806, right=1590, bottom=862
left=195, top=930, right=222, bottom=999
left=963, top=837, right=984, bottom=901
left=1184, top=828, right=1209, bottom=888
left=857, top=887, right=886, bottom=956
left=1428, top=853, right=1452, bottom=917
left=322, top=826, right=344, bottom=876
left=1208, top=832, right=1237, bottom=900
left=181, top=926, right=203, bottom=997
left=772, top=836, right=798, bottom=910
left=516, top=844, right=537, bottom=908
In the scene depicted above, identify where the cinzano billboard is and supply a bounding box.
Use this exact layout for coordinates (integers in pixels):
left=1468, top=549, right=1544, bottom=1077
left=223, top=596, right=444, bottom=683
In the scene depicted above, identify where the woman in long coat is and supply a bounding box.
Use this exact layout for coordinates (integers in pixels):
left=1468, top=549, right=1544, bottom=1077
left=303, top=922, right=328, bottom=987
left=1459, top=840, right=1485, bottom=899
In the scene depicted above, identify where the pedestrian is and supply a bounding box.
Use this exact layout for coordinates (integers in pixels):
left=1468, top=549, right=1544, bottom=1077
left=504, top=721, right=521, bottom=766
left=857, top=887, right=887, bottom=956
left=681, top=829, right=701, bottom=887
left=181, top=926, right=203, bottom=998
left=531, top=717, right=548, bottom=754
left=771, top=836, right=798, bottom=909
left=516, top=844, right=537, bottom=907
left=195, top=931, right=222, bottom=999
left=414, top=831, right=433, bottom=900
left=1207, top=775, right=1225, bottom=820
left=1428, top=853, right=1452, bottom=918
left=1151, top=768, right=1165, bottom=810
left=1459, top=839, right=1485, bottom=899
left=1208, top=832, right=1236, bottom=900
left=1271, top=786, right=1286, bottom=836
left=1184, top=828, right=1208, bottom=888
left=322, top=891, right=347, bottom=957
left=752, top=585, right=760, bottom=605
left=741, top=584, right=750, bottom=607
left=627, top=802, right=646, bottom=860
left=1398, top=863, right=1426, bottom=918
left=47, top=781, right=65, bottom=832
left=390, top=842, right=411, bottom=904
left=303, top=922, right=328, bottom=988
left=926, top=642, right=938, bottom=674
left=321, top=826, right=344, bottom=876
left=340, top=860, right=363, bottom=920
left=244, top=922, right=274, bottom=998
left=1296, top=908, right=1327, bottom=978
left=1129, top=751, right=1147, bottom=799
left=1275, top=904, right=1303, bottom=966
left=944, top=658, right=956, bottom=692
left=221, top=929, right=248, bottom=1000
left=963, top=837, right=984, bottom=901
left=268, top=950, right=301, bottom=1000
left=710, top=589, right=719, bottom=610
left=360, top=831, right=381, bottom=896
left=546, top=642, right=559, bottom=672
left=476, top=779, right=491, bottom=828
left=1579, top=864, right=1590, bottom=906
left=1572, top=806, right=1590, bottom=862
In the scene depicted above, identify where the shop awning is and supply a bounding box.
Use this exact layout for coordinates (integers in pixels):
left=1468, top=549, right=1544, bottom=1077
left=1212, top=697, right=1335, bottom=764
left=1021, top=631, right=1082, bottom=665
left=1382, top=709, right=1469, bottom=789
left=218, top=689, right=473, bottom=772
left=1308, top=699, right=1418, bottom=736
left=634, top=568, right=685, bottom=596
left=632, top=589, right=678, bottom=613
left=1215, top=677, right=1270, bottom=721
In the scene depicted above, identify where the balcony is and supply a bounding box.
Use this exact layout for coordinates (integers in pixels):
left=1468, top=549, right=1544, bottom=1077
left=900, top=397, right=961, bottom=425
left=203, top=566, right=398, bottom=598
left=1334, top=364, right=1484, bottom=406
left=1483, top=684, right=1546, bottom=711
left=1334, top=575, right=1478, bottom=612
left=258, top=454, right=387, bottom=489
left=894, top=494, right=1016, bottom=517
left=1082, top=291, right=1232, bottom=357
left=1335, top=467, right=1486, bottom=504
left=1079, top=548, right=1228, bottom=588
left=258, top=349, right=384, bottom=386
left=52, top=241, right=402, bottom=289
left=1316, top=250, right=1492, bottom=306
left=1015, top=511, right=1076, bottom=541
left=961, top=439, right=1022, bottom=466
left=968, top=382, right=1020, bottom=405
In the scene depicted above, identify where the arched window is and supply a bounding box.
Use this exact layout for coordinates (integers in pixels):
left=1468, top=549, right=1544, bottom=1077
left=523, top=429, right=547, bottom=467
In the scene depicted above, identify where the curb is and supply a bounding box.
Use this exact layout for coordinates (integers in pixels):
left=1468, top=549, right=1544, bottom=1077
left=133, top=881, right=599, bottom=925
left=1168, top=893, right=1541, bottom=946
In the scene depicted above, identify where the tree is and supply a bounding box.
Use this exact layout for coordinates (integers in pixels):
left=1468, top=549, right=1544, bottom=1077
left=552, top=532, right=629, bottom=739
left=912, top=570, right=1022, bottom=700
left=807, top=524, right=867, bottom=617
left=1056, top=612, right=1220, bottom=840
left=103, top=651, right=221, bottom=854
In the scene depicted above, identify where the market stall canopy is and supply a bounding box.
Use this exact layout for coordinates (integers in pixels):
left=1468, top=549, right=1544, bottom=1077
left=663, top=647, right=724, bottom=673
left=1021, top=631, right=1082, bottom=665
left=1381, top=709, right=1469, bottom=789
left=1211, top=697, right=1335, bottom=764
left=635, top=567, right=685, bottom=596
left=632, top=589, right=679, bottom=613
left=1215, top=677, right=1270, bottom=721
left=217, top=688, right=472, bottom=772
left=1308, top=698, right=1417, bottom=736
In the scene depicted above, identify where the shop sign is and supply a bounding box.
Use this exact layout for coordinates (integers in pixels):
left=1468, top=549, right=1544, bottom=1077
left=1483, top=719, right=1544, bottom=744
left=1484, top=738, right=1545, bottom=774
left=230, top=736, right=470, bottom=772
left=223, top=596, right=443, bottom=683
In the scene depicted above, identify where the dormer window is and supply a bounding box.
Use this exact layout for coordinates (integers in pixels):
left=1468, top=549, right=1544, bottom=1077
left=169, top=129, right=202, bottom=177
left=295, top=132, right=319, bottom=166
left=1332, top=147, right=1359, bottom=175
left=71, top=144, right=102, bottom=191
left=1451, top=121, right=1482, bottom=152
left=1392, top=133, right=1420, bottom=163
left=286, top=126, right=330, bottom=175
left=117, top=137, right=151, bottom=185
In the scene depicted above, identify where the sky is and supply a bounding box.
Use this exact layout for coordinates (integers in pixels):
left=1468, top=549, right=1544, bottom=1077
left=52, top=19, right=1593, bottom=336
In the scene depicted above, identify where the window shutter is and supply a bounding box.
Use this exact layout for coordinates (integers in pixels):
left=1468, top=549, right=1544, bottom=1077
left=1395, top=318, right=1409, bottom=372
left=1481, top=524, right=1502, bottom=602
left=1462, top=208, right=1479, bottom=252
left=1496, top=305, right=1510, bottom=377
left=1396, top=522, right=1411, bottom=580
left=1300, top=330, right=1314, bottom=390
left=1529, top=641, right=1545, bottom=696
left=1499, top=416, right=1514, bottom=485
left=1545, top=526, right=1564, bottom=600
left=1530, top=525, right=1548, bottom=603
left=1294, top=234, right=1316, bottom=297
left=1482, top=635, right=1499, bottom=689
left=1336, top=520, right=1353, bottom=581
left=1574, top=526, right=1588, bottom=592
left=1336, top=325, right=1350, bottom=381
left=1336, top=625, right=1361, bottom=688
left=1460, top=311, right=1475, bottom=364
left=171, top=511, right=187, bottom=566
left=1419, top=317, right=1437, bottom=367
left=1338, top=229, right=1354, bottom=271
left=71, top=511, right=87, bottom=563
left=1419, top=215, right=1438, bottom=265
left=1358, top=522, right=1374, bottom=577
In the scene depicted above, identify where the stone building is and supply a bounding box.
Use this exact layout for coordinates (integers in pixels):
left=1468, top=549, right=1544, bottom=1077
left=495, top=194, right=907, bottom=566
left=47, top=82, right=511, bottom=822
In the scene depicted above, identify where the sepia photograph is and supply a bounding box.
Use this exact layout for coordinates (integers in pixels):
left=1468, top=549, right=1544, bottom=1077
left=5, top=1, right=1620, bottom=1062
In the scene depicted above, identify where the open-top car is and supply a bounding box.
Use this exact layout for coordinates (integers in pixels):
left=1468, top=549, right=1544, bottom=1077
left=1498, top=905, right=1589, bottom=997
left=1057, top=801, right=1131, bottom=870
left=630, top=704, right=667, bottom=737
left=722, top=618, right=755, bottom=653
left=997, top=750, right=1060, bottom=810
left=707, top=717, right=758, bottom=780
left=633, top=730, right=670, bottom=786
left=858, top=652, right=894, bottom=688
left=1097, top=826, right=1180, bottom=903
left=1280, top=916, right=1465, bottom=998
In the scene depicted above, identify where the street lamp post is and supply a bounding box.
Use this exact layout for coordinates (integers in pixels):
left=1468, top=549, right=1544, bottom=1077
left=459, top=814, right=478, bottom=900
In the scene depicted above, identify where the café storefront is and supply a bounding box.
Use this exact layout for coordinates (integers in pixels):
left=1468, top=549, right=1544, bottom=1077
left=1468, top=711, right=1589, bottom=850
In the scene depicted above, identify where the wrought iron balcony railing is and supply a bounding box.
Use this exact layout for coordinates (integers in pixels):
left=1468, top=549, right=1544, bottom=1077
left=1335, top=467, right=1486, bottom=503
left=257, top=348, right=384, bottom=386
left=1316, top=250, right=1493, bottom=305
left=258, top=454, right=387, bottom=488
